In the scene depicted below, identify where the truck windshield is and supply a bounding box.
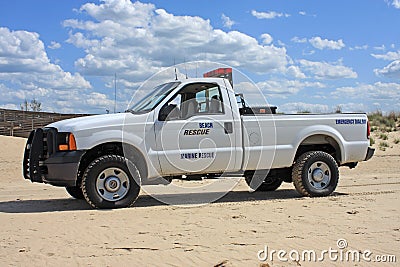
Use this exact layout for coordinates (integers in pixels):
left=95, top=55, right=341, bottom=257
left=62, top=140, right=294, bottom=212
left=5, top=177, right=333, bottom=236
left=128, top=82, right=181, bottom=113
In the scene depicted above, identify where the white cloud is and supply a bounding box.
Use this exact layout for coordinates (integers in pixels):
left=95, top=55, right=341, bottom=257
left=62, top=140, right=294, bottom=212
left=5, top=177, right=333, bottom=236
left=371, top=51, right=400, bottom=61
left=86, top=92, right=114, bottom=107
left=251, top=10, right=290, bottom=19
left=221, top=14, right=235, bottom=29
left=0, top=81, right=114, bottom=114
left=260, top=33, right=273, bottom=45
left=298, top=11, right=316, bottom=17
left=374, top=45, right=386, bottom=51
left=64, top=0, right=288, bottom=82
left=48, top=41, right=61, bottom=49
left=349, top=45, right=368, bottom=51
left=374, top=60, right=400, bottom=78
left=0, top=28, right=55, bottom=73
left=232, top=81, right=269, bottom=106
left=277, top=40, right=286, bottom=47
left=79, top=0, right=155, bottom=26
left=299, top=59, right=357, bottom=79
left=336, top=103, right=367, bottom=113
left=390, top=0, right=400, bottom=8
left=309, top=36, right=345, bottom=50
left=286, top=65, right=306, bottom=79
left=257, top=79, right=325, bottom=98
left=0, top=27, right=90, bottom=89
left=0, top=27, right=101, bottom=113
left=291, top=36, right=307, bottom=43
left=302, top=50, right=315, bottom=56
left=332, top=82, right=400, bottom=100
left=330, top=81, right=400, bottom=113
left=0, top=103, right=18, bottom=110
left=279, top=102, right=329, bottom=114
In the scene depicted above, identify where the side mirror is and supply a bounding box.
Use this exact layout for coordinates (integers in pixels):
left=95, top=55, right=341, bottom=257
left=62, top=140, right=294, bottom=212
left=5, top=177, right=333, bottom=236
left=158, top=104, right=179, bottom=121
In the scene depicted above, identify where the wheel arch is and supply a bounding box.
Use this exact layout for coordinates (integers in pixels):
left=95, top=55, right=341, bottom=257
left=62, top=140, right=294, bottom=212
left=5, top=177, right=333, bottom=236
left=76, top=142, right=148, bottom=186
left=294, top=132, right=344, bottom=165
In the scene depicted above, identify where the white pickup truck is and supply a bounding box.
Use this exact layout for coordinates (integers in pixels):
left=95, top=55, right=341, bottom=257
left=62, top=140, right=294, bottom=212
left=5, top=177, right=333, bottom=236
left=23, top=78, right=374, bottom=208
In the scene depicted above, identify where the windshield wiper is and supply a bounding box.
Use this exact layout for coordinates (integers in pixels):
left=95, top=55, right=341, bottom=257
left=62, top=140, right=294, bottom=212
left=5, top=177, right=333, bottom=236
left=125, top=109, right=150, bottom=114
left=125, top=109, right=136, bottom=114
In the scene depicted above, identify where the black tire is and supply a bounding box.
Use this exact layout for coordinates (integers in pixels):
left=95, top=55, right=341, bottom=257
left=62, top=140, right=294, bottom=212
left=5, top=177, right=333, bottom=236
left=245, top=171, right=283, bottom=192
left=65, top=186, right=84, bottom=199
left=81, top=155, right=141, bottom=209
left=292, top=151, right=339, bottom=197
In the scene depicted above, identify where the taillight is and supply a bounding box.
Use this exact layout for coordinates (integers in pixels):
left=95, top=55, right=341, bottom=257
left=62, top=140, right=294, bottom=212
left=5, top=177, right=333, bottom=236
left=367, top=121, right=371, bottom=139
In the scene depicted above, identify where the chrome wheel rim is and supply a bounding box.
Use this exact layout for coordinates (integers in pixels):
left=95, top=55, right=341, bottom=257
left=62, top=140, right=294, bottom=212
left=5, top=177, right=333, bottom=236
left=307, top=161, right=331, bottom=190
left=96, top=167, right=130, bottom=201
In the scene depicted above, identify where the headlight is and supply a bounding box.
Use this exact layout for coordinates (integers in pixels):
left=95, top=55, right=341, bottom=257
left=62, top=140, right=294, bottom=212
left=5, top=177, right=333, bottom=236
left=57, top=132, right=77, bottom=151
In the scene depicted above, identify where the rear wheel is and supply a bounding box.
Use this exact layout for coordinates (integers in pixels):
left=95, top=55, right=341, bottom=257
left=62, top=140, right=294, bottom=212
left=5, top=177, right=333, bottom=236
left=82, top=155, right=141, bottom=209
left=65, top=186, right=84, bottom=199
left=292, top=151, right=339, bottom=197
left=245, top=171, right=283, bottom=191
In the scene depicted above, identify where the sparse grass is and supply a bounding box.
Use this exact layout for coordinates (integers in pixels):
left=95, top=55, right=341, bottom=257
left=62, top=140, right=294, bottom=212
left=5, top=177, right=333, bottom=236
left=368, top=111, right=400, bottom=151
left=379, top=133, right=388, bottom=140
left=368, top=111, right=398, bottom=132
left=383, top=127, right=394, bottom=133
left=388, top=111, right=398, bottom=121
left=379, top=141, right=389, bottom=147
left=370, top=137, right=375, bottom=146
left=379, top=141, right=389, bottom=151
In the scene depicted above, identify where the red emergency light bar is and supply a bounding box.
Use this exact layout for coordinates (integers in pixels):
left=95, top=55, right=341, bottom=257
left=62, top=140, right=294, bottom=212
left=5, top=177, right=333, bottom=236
left=203, top=68, right=233, bottom=86
left=203, top=68, right=232, bottom=77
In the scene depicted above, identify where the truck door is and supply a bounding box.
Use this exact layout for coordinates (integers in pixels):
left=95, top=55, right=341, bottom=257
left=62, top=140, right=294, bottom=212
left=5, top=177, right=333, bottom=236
left=154, top=82, right=240, bottom=176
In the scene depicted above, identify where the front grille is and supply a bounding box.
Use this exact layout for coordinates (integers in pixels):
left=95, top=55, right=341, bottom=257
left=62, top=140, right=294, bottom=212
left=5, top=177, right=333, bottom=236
left=23, top=127, right=57, bottom=183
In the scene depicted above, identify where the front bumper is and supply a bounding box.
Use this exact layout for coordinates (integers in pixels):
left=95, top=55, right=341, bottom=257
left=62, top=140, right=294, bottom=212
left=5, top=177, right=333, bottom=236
left=364, top=147, right=375, bottom=161
left=23, top=128, right=85, bottom=187
left=42, top=151, right=85, bottom=186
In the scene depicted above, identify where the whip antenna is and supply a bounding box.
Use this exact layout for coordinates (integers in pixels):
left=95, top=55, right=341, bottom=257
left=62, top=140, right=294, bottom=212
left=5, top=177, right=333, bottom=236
left=174, top=58, right=178, bottom=80
left=184, top=57, right=188, bottom=79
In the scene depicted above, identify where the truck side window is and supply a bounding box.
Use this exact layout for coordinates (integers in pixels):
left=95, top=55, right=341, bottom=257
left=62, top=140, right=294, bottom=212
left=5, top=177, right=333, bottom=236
left=196, top=86, right=223, bottom=114
left=165, top=83, right=224, bottom=119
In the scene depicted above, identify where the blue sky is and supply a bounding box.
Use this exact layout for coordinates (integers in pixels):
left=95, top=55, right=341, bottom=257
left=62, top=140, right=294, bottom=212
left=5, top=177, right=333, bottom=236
left=0, top=0, right=399, bottom=114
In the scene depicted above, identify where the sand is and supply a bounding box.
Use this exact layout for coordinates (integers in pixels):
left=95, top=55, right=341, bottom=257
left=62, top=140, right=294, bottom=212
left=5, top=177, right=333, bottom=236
left=0, top=133, right=399, bottom=266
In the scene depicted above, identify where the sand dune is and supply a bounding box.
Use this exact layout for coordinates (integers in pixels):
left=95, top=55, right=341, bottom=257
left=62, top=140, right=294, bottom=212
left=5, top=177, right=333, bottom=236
left=0, top=134, right=399, bottom=266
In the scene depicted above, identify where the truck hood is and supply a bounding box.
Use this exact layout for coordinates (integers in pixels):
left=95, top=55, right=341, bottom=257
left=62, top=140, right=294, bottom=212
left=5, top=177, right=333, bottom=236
left=47, top=113, right=148, bottom=133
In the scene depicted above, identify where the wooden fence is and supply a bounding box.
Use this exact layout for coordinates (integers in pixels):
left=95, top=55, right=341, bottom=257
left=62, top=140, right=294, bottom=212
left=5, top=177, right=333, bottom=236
left=0, top=109, right=91, bottom=138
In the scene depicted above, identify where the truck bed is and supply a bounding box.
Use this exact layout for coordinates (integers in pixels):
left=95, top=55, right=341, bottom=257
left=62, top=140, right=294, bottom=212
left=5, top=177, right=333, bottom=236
left=241, top=113, right=370, bottom=170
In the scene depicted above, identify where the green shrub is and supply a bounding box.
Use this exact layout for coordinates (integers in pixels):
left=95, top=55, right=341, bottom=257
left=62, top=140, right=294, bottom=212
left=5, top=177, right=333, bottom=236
left=368, top=111, right=396, bottom=131
left=379, top=133, right=388, bottom=140
left=370, top=137, right=375, bottom=146
left=388, top=111, right=398, bottom=121
left=379, top=141, right=389, bottom=151
left=394, top=138, right=400, bottom=145
left=297, top=110, right=311, bottom=114
left=379, top=141, right=389, bottom=147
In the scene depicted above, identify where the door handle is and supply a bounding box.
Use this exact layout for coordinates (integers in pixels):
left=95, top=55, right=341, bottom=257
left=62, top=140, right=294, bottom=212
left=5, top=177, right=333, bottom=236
left=224, top=122, right=233, bottom=134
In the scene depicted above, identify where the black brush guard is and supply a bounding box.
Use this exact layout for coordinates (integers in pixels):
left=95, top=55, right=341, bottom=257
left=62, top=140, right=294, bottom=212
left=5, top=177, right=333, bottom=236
left=23, top=128, right=56, bottom=183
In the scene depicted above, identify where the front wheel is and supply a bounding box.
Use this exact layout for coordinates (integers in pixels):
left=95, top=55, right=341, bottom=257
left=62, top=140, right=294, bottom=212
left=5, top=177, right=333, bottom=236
left=81, top=155, right=141, bottom=209
left=292, top=151, right=339, bottom=197
left=245, top=171, right=283, bottom=192
left=65, top=186, right=84, bottom=199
